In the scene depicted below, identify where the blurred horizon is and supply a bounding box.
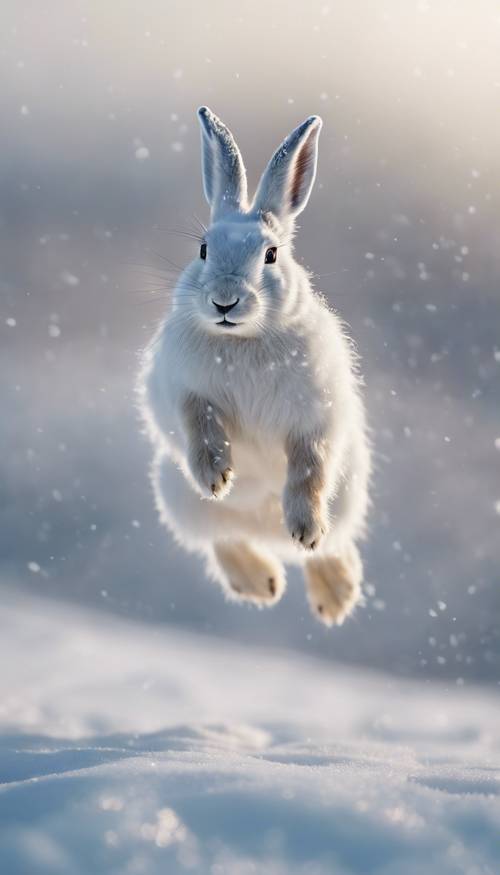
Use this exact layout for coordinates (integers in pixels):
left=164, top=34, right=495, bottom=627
left=1, top=0, right=499, bottom=683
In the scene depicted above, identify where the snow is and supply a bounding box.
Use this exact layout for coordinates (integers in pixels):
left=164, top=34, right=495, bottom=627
left=27, top=562, right=41, bottom=574
left=1, top=592, right=498, bottom=875
left=60, top=271, right=80, bottom=287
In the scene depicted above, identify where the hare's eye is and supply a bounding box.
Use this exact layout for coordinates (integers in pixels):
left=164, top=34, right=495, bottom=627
left=200, top=242, right=207, bottom=260
left=264, top=246, right=277, bottom=264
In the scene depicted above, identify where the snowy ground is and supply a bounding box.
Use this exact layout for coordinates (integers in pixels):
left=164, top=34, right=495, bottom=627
left=0, top=592, right=498, bottom=875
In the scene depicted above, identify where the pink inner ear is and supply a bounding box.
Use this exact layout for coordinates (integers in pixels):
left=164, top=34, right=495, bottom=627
left=290, top=134, right=314, bottom=210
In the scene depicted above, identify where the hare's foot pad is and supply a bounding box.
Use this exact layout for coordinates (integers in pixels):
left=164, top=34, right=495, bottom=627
left=213, top=541, right=286, bottom=606
left=305, top=549, right=362, bottom=627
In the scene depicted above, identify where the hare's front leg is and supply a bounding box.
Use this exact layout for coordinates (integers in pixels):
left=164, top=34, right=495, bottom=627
left=283, top=432, right=329, bottom=550
left=182, top=393, right=234, bottom=499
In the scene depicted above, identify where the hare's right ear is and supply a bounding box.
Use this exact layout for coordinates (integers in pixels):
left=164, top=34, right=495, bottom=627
left=197, top=107, right=248, bottom=221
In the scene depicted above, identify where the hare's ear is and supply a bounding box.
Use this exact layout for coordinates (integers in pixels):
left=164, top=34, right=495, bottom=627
left=197, top=106, right=248, bottom=220
left=253, top=116, right=322, bottom=223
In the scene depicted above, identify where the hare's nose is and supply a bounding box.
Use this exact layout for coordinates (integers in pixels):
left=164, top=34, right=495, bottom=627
left=212, top=298, right=239, bottom=315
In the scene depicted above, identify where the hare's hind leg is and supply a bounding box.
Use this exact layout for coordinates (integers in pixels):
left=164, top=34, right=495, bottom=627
left=304, top=542, right=363, bottom=627
left=212, top=540, right=286, bottom=607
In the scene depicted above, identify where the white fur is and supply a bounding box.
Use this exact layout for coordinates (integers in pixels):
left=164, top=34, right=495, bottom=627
left=138, top=107, right=371, bottom=625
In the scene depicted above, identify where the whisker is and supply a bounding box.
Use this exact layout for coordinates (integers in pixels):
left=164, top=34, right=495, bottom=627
left=128, top=276, right=204, bottom=295
left=162, top=228, right=204, bottom=243
left=125, top=263, right=180, bottom=280
left=128, top=288, right=176, bottom=301
left=128, top=285, right=201, bottom=297
left=133, top=294, right=201, bottom=303
left=129, top=273, right=178, bottom=284
left=192, top=213, right=208, bottom=234
left=146, top=250, right=185, bottom=273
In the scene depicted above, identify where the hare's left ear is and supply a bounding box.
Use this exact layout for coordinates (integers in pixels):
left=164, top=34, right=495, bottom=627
left=253, top=115, right=322, bottom=223
left=197, top=106, right=248, bottom=220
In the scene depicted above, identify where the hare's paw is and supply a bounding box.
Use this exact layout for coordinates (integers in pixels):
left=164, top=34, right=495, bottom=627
left=213, top=541, right=286, bottom=606
left=284, top=491, right=327, bottom=550
left=304, top=548, right=362, bottom=627
left=189, top=443, right=234, bottom=500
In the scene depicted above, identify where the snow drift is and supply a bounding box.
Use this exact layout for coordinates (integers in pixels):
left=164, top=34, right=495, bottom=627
left=0, top=591, right=498, bottom=874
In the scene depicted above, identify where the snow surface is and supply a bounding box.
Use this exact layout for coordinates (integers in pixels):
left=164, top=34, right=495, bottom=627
left=0, top=592, right=499, bottom=875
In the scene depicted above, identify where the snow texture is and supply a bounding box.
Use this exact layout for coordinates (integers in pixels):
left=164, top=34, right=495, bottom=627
left=1, top=592, right=498, bottom=875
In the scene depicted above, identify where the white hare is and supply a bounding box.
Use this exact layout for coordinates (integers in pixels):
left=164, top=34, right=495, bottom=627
left=139, top=107, right=371, bottom=626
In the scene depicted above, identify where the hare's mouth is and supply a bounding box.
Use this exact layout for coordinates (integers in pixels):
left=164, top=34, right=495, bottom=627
left=216, top=318, right=238, bottom=328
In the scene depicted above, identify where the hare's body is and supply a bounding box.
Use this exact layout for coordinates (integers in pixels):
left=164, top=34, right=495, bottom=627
left=139, top=108, right=371, bottom=626
left=143, top=284, right=368, bottom=558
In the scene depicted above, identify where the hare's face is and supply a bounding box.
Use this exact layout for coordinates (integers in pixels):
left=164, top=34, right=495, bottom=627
left=183, top=214, right=290, bottom=337
left=176, top=106, right=322, bottom=338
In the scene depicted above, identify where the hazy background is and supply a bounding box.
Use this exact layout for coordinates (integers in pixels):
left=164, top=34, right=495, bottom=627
left=1, top=0, right=499, bottom=683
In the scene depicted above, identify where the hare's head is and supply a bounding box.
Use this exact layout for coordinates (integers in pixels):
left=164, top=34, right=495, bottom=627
left=176, top=107, right=322, bottom=337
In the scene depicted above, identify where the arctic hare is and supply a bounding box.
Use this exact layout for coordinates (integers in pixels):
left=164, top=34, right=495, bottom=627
left=139, top=107, right=371, bottom=626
